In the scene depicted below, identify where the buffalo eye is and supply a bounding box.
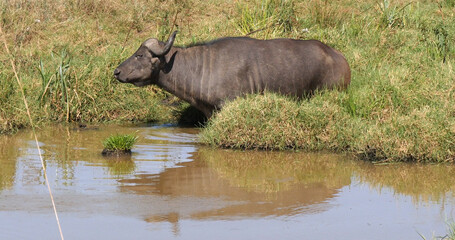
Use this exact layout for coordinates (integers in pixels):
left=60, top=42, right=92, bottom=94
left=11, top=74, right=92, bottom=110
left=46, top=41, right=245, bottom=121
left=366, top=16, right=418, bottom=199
left=136, top=54, right=143, bottom=59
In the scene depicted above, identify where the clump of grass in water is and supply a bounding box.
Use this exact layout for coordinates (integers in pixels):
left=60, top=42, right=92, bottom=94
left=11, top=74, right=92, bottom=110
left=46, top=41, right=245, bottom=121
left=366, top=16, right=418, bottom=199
left=102, top=133, right=138, bottom=156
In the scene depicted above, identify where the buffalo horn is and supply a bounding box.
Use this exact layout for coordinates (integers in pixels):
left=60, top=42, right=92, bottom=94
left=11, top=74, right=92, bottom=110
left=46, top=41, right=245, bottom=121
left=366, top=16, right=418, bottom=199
left=145, top=31, right=178, bottom=57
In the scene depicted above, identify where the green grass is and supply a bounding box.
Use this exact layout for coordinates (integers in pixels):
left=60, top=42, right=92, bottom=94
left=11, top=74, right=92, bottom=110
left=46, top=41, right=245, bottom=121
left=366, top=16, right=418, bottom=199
left=235, top=0, right=295, bottom=37
left=201, top=91, right=455, bottom=162
left=199, top=0, right=455, bottom=163
left=102, top=134, right=138, bottom=151
left=446, top=222, right=455, bottom=240
left=0, top=0, right=192, bottom=133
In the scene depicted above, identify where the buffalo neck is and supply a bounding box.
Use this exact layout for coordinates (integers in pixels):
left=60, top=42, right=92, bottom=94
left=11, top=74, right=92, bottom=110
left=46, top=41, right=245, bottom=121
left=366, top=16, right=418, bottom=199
left=155, top=46, right=212, bottom=116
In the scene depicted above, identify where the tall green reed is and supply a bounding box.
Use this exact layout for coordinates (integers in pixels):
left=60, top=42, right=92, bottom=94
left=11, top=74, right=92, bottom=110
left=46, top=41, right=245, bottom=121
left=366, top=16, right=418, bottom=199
left=38, top=49, right=72, bottom=121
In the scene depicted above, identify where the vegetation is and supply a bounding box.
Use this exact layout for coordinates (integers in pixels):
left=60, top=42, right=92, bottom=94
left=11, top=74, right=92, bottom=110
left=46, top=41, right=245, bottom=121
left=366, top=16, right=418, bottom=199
left=446, top=222, right=455, bottom=240
left=102, top=133, right=138, bottom=152
left=1, top=0, right=455, bottom=162
left=0, top=0, right=198, bottom=133
left=200, top=91, right=455, bottom=162
left=200, top=0, right=455, bottom=163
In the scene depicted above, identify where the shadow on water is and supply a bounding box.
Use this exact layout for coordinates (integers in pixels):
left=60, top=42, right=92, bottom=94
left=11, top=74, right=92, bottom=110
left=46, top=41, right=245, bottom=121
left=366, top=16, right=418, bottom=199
left=176, top=106, right=207, bottom=127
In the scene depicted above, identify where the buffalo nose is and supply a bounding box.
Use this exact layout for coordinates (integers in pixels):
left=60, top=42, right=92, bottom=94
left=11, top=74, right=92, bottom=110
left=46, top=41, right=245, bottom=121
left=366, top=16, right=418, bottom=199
left=114, top=68, right=120, bottom=78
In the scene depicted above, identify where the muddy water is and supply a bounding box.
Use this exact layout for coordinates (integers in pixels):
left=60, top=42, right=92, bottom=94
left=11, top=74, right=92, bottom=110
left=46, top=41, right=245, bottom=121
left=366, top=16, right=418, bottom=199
left=0, top=124, right=454, bottom=240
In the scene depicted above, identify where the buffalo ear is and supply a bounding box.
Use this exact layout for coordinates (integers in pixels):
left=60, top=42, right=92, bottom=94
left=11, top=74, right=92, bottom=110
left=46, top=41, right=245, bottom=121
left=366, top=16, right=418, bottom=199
left=151, top=57, right=167, bottom=71
left=151, top=57, right=159, bottom=65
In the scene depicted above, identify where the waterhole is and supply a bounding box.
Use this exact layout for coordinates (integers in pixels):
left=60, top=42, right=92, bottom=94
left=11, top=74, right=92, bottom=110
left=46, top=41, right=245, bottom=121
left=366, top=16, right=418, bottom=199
left=0, top=124, right=454, bottom=239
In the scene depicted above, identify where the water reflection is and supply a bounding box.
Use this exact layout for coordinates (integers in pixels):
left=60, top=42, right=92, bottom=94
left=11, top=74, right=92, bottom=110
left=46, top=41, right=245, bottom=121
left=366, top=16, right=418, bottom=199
left=0, top=134, right=18, bottom=190
left=105, top=157, right=136, bottom=176
left=120, top=153, right=344, bottom=220
left=198, top=149, right=357, bottom=193
left=118, top=147, right=455, bottom=224
left=357, top=163, right=455, bottom=203
left=2, top=125, right=455, bottom=205
left=198, top=149, right=455, bottom=204
left=0, top=125, right=455, bottom=239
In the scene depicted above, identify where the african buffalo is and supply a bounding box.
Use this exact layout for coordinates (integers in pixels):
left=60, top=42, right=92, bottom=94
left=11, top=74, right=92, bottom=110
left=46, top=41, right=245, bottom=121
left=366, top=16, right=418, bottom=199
left=114, top=31, right=350, bottom=118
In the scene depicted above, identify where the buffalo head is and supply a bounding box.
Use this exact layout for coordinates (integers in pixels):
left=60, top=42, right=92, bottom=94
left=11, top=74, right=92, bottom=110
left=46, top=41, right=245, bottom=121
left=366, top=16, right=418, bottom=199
left=114, top=31, right=177, bottom=86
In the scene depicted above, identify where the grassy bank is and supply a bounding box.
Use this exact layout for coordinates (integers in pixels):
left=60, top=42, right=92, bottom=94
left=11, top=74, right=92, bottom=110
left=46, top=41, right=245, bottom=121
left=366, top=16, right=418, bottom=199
left=1, top=0, right=180, bottom=133
left=200, top=91, right=455, bottom=162
left=1, top=0, right=455, bottom=162
left=0, top=0, right=230, bottom=133
left=199, top=0, right=455, bottom=163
